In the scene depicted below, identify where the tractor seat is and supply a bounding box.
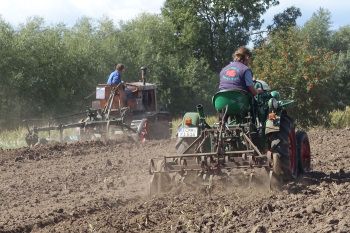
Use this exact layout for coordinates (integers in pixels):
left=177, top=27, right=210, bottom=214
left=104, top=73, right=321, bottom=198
left=212, top=89, right=251, bottom=117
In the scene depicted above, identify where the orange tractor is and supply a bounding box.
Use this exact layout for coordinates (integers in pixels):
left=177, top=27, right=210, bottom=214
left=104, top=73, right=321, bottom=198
left=24, top=67, right=171, bottom=145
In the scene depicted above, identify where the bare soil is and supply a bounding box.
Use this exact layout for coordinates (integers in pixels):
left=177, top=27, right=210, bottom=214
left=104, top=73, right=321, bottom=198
left=0, top=128, right=350, bottom=233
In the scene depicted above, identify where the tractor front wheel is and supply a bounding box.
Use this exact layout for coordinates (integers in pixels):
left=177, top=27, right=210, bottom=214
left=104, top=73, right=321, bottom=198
left=137, top=118, right=149, bottom=142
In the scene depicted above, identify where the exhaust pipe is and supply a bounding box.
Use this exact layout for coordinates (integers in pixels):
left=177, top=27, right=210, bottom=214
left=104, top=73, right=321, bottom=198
left=140, top=66, right=147, bottom=85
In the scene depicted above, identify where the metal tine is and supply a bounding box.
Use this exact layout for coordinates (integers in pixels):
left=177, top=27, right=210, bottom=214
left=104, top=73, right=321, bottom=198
left=248, top=170, right=254, bottom=188
left=180, top=170, right=187, bottom=184
left=208, top=175, right=213, bottom=189
left=269, top=170, right=273, bottom=191
left=205, top=175, right=213, bottom=196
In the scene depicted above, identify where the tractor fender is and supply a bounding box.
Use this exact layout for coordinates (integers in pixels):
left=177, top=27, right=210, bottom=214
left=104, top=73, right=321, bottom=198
left=176, top=112, right=200, bottom=136
left=176, top=112, right=208, bottom=154
left=181, top=112, right=200, bottom=127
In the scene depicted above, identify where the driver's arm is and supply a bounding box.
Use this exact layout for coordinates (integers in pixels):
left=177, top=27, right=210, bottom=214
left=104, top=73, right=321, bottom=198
left=248, top=86, right=258, bottom=96
left=247, top=86, right=263, bottom=96
left=244, top=70, right=262, bottom=96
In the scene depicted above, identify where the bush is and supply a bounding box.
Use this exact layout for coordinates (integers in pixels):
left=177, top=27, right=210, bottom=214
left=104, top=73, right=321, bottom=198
left=330, top=107, right=350, bottom=128
left=0, top=127, right=27, bottom=149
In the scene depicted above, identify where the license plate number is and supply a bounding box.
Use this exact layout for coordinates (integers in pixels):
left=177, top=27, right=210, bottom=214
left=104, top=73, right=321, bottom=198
left=178, top=127, right=198, bottom=138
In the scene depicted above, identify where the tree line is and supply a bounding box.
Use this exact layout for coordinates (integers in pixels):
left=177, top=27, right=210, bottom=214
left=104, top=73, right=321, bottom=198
left=0, top=0, right=349, bottom=128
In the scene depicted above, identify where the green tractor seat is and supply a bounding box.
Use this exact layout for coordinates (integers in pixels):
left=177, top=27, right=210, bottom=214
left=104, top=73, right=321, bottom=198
left=212, top=89, right=251, bottom=118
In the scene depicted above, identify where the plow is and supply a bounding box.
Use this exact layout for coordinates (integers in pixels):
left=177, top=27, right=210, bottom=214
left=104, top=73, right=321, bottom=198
left=149, top=80, right=311, bottom=195
left=24, top=67, right=171, bottom=146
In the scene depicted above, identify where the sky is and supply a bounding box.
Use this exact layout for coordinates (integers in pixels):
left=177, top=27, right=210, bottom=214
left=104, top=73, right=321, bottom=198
left=0, top=0, right=349, bottom=29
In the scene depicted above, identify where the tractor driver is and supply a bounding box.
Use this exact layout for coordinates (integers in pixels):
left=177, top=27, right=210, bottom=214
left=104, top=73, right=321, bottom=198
left=107, top=63, right=125, bottom=85
left=107, top=63, right=133, bottom=106
left=219, top=46, right=262, bottom=96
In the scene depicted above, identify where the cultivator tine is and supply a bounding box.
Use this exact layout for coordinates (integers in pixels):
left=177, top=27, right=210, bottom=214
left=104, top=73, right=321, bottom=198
left=148, top=159, right=155, bottom=175
left=248, top=171, right=254, bottom=188
left=208, top=175, right=213, bottom=193
left=178, top=170, right=186, bottom=184
left=202, top=173, right=207, bottom=182
left=149, top=174, right=155, bottom=196
left=180, top=176, right=185, bottom=183
left=269, top=170, right=273, bottom=191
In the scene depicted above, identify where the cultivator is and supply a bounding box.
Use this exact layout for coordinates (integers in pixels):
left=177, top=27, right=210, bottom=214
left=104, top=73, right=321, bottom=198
left=24, top=84, right=135, bottom=146
left=24, top=67, right=171, bottom=146
left=149, top=81, right=311, bottom=195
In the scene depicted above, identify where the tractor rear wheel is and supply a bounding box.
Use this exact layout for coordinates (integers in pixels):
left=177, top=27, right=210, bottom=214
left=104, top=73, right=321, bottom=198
left=296, top=130, right=311, bottom=173
left=270, top=114, right=298, bottom=181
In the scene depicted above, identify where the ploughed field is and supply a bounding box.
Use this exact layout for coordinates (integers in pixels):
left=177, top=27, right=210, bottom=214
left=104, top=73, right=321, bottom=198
left=0, top=129, right=349, bottom=233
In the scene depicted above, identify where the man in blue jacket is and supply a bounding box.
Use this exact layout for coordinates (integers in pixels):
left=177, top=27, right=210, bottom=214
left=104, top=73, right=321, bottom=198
left=107, top=63, right=125, bottom=85
left=107, top=63, right=134, bottom=107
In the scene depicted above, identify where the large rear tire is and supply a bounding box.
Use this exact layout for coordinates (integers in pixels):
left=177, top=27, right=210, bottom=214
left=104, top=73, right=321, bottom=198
left=270, top=114, right=298, bottom=181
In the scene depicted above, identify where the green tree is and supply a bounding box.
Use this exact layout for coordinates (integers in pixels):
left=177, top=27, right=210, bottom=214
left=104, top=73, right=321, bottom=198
left=331, top=25, right=350, bottom=53
left=254, top=6, right=302, bottom=47
left=302, top=8, right=332, bottom=50
left=13, top=17, right=74, bottom=117
left=162, top=0, right=279, bottom=72
left=332, top=50, right=350, bottom=108
left=267, top=6, right=301, bottom=31
left=253, top=27, right=335, bottom=127
left=0, top=17, right=18, bottom=127
left=118, top=13, right=217, bottom=113
left=10, top=17, right=111, bottom=119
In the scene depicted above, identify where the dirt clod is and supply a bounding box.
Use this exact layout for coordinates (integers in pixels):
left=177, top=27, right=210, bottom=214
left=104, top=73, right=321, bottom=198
left=106, top=159, right=112, bottom=166
left=251, top=225, right=267, bottom=233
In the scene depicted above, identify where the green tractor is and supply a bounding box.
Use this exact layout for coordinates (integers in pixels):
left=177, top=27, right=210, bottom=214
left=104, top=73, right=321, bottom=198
left=149, top=80, right=311, bottom=195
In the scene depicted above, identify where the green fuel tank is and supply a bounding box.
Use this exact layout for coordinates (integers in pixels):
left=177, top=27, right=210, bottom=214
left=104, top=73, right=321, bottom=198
left=212, top=90, right=250, bottom=117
